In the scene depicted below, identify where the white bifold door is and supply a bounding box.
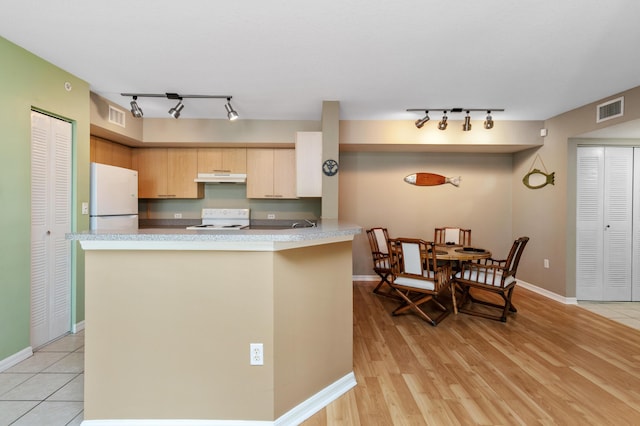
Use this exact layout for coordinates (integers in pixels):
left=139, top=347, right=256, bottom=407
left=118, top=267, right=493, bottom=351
left=30, top=111, right=72, bottom=348
left=576, top=146, right=636, bottom=301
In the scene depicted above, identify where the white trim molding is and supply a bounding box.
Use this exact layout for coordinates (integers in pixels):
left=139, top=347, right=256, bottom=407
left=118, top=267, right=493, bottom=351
left=0, top=347, right=33, bottom=373
left=517, top=279, right=578, bottom=305
left=81, top=372, right=357, bottom=426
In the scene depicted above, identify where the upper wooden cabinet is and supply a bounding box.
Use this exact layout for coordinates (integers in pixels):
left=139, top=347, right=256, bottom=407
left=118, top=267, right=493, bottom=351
left=133, top=148, right=203, bottom=199
left=295, top=132, right=322, bottom=197
left=246, top=149, right=297, bottom=199
left=90, top=136, right=133, bottom=169
left=197, top=148, right=247, bottom=174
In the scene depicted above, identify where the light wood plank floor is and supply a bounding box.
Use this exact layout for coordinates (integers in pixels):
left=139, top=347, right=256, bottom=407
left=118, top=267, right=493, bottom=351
left=303, top=281, right=640, bottom=425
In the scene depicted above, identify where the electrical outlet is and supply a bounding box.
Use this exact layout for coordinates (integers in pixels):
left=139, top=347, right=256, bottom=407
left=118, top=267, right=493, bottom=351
left=267, top=213, right=275, bottom=219
left=544, top=259, right=550, bottom=269
left=250, top=343, right=264, bottom=365
left=174, top=213, right=182, bottom=219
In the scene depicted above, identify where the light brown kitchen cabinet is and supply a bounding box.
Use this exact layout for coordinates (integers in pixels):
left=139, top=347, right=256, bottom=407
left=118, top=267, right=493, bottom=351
left=246, top=148, right=297, bottom=199
left=197, top=148, right=247, bottom=174
left=134, top=148, right=203, bottom=199
left=90, top=136, right=133, bottom=169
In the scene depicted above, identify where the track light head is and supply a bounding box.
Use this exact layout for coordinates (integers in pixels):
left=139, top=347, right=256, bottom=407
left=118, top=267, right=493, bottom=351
left=438, top=112, right=448, bottom=130
left=484, top=111, right=494, bottom=129
left=415, top=111, right=430, bottom=129
left=168, top=100, right=184, bottom=119
left=130, top=96, right=143, bottom=118
left=225, top=98, right=239, bottom=121
left=462, top=112, right=472, bottom=131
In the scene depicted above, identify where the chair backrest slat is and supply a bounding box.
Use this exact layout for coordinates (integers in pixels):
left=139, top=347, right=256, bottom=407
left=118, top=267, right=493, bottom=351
left=401, top=241, right=423, bottom=275
left=374, top=228, right=389, bottom=255
left=435, top=227, right=471, bottom=246
left=505, top=236, right=529, bottom=275
left=367, top=227, right=390, bottom=260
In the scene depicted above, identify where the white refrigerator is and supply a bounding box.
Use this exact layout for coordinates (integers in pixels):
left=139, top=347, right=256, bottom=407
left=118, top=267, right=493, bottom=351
left=90, top=162, right=139, bottom=230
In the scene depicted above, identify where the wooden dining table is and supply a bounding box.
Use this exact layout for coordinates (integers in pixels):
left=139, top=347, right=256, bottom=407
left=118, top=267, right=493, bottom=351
left=433, top=244, right=492, bottom=314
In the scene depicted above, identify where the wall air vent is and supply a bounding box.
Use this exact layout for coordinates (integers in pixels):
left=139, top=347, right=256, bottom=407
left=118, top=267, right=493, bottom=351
left=596, top=96, right=624, bottom=123
left=108, top=105, right=126, bottom=127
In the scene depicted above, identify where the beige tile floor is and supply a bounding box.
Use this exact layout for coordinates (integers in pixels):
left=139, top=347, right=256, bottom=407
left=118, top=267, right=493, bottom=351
left=578, top=300, right=640, bottom=330
left=0, top=331, right=84, bottom=426
left=0, top=302, right=638, bottom=425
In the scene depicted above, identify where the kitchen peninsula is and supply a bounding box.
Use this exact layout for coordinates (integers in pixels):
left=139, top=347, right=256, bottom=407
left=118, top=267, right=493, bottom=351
left=69, top=221, right=361, bottom=425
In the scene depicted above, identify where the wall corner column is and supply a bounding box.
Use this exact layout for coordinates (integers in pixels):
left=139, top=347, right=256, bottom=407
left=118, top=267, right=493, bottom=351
left=321, top=101, right=340, bottom=219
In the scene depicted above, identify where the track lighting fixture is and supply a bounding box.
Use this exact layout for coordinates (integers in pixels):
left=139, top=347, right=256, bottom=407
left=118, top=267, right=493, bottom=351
left=437, top=112, right=448, bottom=130
left=130, top=96, right=143, bottom=118
left=484, top=111, right=494, bottom=129
left=121, top=93, right=237, bottom=120
left=462, top=111, right=472, bottom=131
left=225, top=98, right=239, bottom=121
left=168, top=100, right=184, bottom=119
left=415, top=111, right=430, bottom=128
left=406, top=107, right=504, bottom=131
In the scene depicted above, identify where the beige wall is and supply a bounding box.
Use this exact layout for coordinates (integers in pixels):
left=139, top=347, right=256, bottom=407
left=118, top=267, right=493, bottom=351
left=341, top=151, right=515, bottom=276
left=90, top=87, right=640, bottom=299
left=84, top=241, right=353, bottom=421
left=514, top=86, right=640, bottom=298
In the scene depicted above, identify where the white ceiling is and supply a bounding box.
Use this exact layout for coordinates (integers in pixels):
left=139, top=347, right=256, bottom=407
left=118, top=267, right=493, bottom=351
left=2, top=0, right=640, bottom=124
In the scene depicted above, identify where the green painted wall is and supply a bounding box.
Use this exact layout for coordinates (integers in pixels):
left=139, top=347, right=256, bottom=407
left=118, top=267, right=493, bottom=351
left=0, top=36, right=90, bottom=361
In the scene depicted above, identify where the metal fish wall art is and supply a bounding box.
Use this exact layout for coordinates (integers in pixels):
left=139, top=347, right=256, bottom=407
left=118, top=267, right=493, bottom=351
left=404, top=173, right=461, bottom=187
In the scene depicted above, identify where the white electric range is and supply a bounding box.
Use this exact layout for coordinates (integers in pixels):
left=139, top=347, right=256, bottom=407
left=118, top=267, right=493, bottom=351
left=186, top=208, right=250, bottom=230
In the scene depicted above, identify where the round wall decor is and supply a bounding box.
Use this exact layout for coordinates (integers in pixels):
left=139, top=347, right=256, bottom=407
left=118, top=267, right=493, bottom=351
left=323, top=159, right=339, bottom=176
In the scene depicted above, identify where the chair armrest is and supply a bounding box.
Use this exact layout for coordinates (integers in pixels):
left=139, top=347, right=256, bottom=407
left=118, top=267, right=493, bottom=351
left=455, top=262, right=511, bottom=287
left=476, top=257, right=507, bottom=267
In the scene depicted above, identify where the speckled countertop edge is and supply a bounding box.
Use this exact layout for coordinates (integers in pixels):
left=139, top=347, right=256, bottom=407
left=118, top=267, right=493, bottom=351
left=67, top=221, right=362, bottom=242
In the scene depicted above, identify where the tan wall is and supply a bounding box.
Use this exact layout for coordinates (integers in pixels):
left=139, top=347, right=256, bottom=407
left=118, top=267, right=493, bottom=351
left=514, top=85, right=640, bottom=297
left=84, top=241, right=353, bottom=421
left=341, top=151, right=515, bottom=276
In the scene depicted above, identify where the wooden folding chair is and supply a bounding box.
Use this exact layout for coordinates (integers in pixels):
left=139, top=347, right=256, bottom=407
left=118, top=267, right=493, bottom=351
left=453, top=236, right=529, bottom=322
left=434, top=227, right=471, bottom=246
left=366, top=227, right=395, bottom=297
left=387, top=238, right=451, bottom=325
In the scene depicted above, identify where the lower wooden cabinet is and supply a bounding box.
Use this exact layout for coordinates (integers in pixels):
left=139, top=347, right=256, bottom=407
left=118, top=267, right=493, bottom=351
left=246, top=149, right=297, bottom=199
left=134, top=148, right=203, bottom=199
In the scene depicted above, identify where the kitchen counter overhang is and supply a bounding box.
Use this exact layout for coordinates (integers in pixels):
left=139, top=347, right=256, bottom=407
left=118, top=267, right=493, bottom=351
left=69, top=221, right=361, bottom=424
left=69, top=220, right=360, bottom=251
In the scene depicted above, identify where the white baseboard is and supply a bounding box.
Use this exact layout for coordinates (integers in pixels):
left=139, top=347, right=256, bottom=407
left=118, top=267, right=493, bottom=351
left=0, top=346, right=33, bottom=373
left=355, top=274, right=579, bottom=305
left=73, top=320, right=86, bottom=333
left=81, top=372, right=357, bottom=426
left=353, top=275, right=377, bottom=282
left=275, top=372, right=356, bottom=426
left=517, top=279, right=578, bottom=305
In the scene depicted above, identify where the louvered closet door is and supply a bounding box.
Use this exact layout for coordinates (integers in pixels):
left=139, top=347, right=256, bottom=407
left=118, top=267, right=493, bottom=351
left=576, top=146, right=633, bottom=301
left=576, top=147, right=605, bottom=300
left=633, top=148, right=640, bottom=301
left=603, top=147, right=633, bottom=300
left=31, top=111, right=72, bottom=348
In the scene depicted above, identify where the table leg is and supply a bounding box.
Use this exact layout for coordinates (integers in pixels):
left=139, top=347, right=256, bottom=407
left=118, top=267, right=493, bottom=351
left=451, top=281, right=458, bottom=314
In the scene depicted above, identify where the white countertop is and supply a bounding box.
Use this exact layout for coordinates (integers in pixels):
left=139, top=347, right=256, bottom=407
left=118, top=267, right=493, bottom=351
left=67, top=220, right=362, bottom=251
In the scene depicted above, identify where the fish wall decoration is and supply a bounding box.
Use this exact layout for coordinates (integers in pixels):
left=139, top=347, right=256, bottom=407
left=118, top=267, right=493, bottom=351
left=522, top=168, right=555, bottom=189
left=522, top=154, right=555, bottom=189
left=404, top=173, right=461, bottom=187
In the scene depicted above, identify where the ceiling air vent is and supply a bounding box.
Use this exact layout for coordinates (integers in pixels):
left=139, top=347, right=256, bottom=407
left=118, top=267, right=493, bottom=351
left=596, top=96, right=624, bottom=123
left=108, top=105, right=126, bottom=127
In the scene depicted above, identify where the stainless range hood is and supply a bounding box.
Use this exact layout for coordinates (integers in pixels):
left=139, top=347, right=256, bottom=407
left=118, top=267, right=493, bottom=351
left=194, top=173, right=247, bottom=184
